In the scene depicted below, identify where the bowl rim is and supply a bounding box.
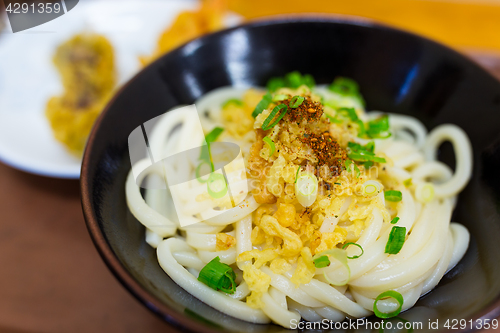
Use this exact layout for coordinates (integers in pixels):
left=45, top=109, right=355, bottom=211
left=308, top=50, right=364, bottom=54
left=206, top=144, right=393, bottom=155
left=81, top=14, right=500, bottom=333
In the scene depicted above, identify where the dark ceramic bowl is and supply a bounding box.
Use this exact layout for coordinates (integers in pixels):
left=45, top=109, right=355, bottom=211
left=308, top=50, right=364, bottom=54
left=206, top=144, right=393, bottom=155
left=81, top=17, right=500, bottom=333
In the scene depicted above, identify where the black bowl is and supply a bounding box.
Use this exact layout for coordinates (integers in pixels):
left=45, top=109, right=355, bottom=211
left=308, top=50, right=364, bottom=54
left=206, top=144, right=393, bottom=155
left=81, top=17, right=500, bottom=333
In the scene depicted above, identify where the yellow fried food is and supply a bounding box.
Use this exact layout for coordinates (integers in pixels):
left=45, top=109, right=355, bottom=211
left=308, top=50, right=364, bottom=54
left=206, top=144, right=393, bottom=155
left=52, top=34, right=114, bottom=106
left=45, top=33, right=115, bottom=155
left=140, top=0, right=228, bottom=66
left=216, top=233, right=236, bottom=251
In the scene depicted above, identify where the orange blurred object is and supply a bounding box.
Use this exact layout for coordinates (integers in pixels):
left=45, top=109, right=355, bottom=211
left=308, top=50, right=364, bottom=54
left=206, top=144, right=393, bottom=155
left=140, top=0, right=229, bottom=65
left=228, top=0, right=500, bottom=53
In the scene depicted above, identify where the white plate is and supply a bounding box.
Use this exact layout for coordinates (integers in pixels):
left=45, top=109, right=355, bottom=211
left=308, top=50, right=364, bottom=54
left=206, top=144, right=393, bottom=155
left=0, top=0, right=200, bottom=178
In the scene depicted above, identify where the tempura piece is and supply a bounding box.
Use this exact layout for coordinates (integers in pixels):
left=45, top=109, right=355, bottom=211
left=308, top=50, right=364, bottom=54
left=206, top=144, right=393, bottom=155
left=140, top=0, right=228, bottom=66
left=45, top=33, right=115, bottom=155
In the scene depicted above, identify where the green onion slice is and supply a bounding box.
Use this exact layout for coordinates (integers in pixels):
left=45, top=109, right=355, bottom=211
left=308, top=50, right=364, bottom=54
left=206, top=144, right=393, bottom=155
left=285, top=71, right=303, bottom=88
left=262, top=104, right=288, bottom=131
left=251, top=92, right=272, bottom=118
left=197, top=256, right=236, bottom=294
left=364, top=161, right=374, bottom=169
left=294, top=166, right=301, bottom=184
left=390, top=217, right=400, bottom=224
left=344, top=159, right=360, bottom=178
left=295, top=172, right=318, bottom=207
left=362, top=180, right=381, bottom=196
left=385, top=190, right=402, bottom=202
left=329, top=77, right=365, bottom=106
left=205, top=127, right=224, bottom=144
left=222, top=98, right=243, bottom=108
left=195, top=161, right=211, bottom=183
left=415, top=183, right=435, bottom=203
left=329, top=77, right=360, bottom=95
left=342, top=242, right=364, bottom=259
left=263, top=136, right=275, bottom=157
left=312, top=248, right=350, bottom=286
left=303, top=74, right=315, bottom=88
left=373, top=290, right=404, bottom=318
left=348, top=151, right=386, bottom=164
left=325, top=113, right=342, bottom=124
left=267, top=72, right=315, bottom=91
left=313, top=255, right=330, bottom=268
left=200, top=127, right=224, bottom=166
left=385, top=226, right=406, bottom=254
left=289, top=95, right=305, bottom=108
left=347, top=141, right=385, bottom=164
left=267, top=77, right=286, bottom=92
left=367, top=115, right=391, bottom=139
left=207, top=172, right=228, bottom=199
left=272, top=94, right=288, bottom=102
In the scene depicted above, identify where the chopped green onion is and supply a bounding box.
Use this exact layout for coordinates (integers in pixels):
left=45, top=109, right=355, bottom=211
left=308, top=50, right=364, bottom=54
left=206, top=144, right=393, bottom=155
left=207, top=172, right=227, bottom=199
left=385, top=190, right=402, bottom=202
left=295, top=172, right=318, bottom=207
left=342, top=242, right=364, bottom=259
left=313, top=255, right=330, bottom=268
left=373, top=290, right=404, bottom=318
left=205, top=127, right=224, bottom=144
left=272, top=94, right=288, bottom=102
left=267, top=72, right=316, bottom=91
left=364, top=161, right=374, bottom=169
left=294, top=166, right=301, bottom=184
left=347, top=141, right=375, bottom=153
left=415, top=182, right=435, bottom=203
left=262, top=136, right=275, bottom=157
left=200, top=127, right=224, bottom=165
left=329, top=77, right=360, bottom=95
left=385, top=226, right=406, bottom=254
left=262, top=104, right=288, bottom=131
left=337, top=107, right=359, bottom=121
left=195, top=161, right=211, bottom=183
left=347, top=141, right=385, bottom=163
left=365, top=141, right=375, bottom=153
left=367, top=115, right=391, bottom=139
left=390, top=217, right=400, bottom=224
left=329, top=77, right=365, bottom=106
left=267, top=77, right=286, bottom=92
left=344, top=160, right=360, bottom=178
left=289, top=95, right=305, bottom=108
left=312, top=249, right=350, bottom=286
left=222, top=98, right=243, bottom=108
left=348, top=151, right=386, bottom=163
left=197, top=256, right=236, bottom=294
left=285, top=71, right=303, bottom=88
left=325, top=113, right=342, bottom=124
left=303, top=74, right=315, bottom=88
left=362, top=180, right=382, bottom=196
left=251, top=92, right=272, bottom=118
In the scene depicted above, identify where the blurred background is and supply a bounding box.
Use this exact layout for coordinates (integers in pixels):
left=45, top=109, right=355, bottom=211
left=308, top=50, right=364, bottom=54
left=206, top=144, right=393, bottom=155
left=0, top=0, right=499, bottom=332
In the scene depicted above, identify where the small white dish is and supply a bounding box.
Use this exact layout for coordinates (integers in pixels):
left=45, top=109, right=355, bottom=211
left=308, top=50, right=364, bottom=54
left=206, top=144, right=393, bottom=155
left=0, top=0, right=200, bottom=178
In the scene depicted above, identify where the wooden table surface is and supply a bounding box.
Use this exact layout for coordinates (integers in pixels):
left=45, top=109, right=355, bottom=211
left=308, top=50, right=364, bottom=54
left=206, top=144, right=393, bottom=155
left=0, top=51, right=498, bottom=333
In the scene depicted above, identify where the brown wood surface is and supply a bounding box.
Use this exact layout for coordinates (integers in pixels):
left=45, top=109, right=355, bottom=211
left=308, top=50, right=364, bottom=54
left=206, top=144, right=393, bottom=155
left=0, top=51, right=498, bottom=333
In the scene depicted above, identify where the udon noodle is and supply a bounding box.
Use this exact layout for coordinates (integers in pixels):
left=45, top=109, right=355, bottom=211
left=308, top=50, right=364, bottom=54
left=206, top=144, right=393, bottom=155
left=126, top=75, right=471, bottom=328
